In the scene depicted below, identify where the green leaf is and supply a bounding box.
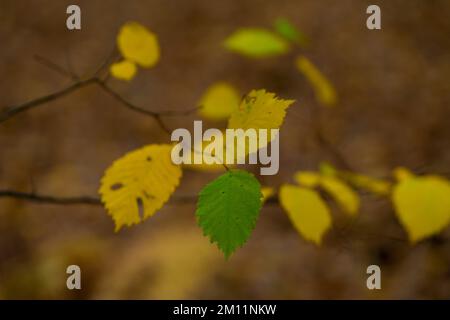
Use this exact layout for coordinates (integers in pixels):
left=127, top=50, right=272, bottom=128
left=196, top=170, right=263, bottom=258
left=273, top=18, right=308, bottom=47
left=223, top=28, right=290, bottom=58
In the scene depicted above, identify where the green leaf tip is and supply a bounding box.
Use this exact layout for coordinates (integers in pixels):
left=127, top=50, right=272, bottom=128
left=273, top=18, right=309, bottom=47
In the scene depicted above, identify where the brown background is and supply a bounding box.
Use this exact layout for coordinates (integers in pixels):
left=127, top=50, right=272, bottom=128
left=0, top=0, right=450, bottom=299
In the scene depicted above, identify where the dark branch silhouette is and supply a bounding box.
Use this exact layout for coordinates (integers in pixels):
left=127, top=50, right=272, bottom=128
left=0, top=55, right=198, bottom=135
left=0, top=190, right=101, bottom=206
left=0, top=190, right=278, bottom=206
left=95, top=80, right=172, bottom=134
left=0, top=77, right=98, bottom=123
left=34, top=54, right=79, bottom=80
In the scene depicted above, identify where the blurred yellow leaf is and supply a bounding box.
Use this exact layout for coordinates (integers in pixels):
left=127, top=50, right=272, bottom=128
left=320, top=176, right=360, bottom=215
left=94, top=225, right=221, bottom=299
left=295, top=55, right=337, bottom=106
left=393, top=166, right=414, bottom=181
left=341, top=171, right=391, bottom=195
left=261, top=186, right=275, bottom=203
left=319, top=162, right=338, bottom=177
left=198, top=82, right=240, bottom=121
left=294, top=171, right=320, bottom=187
left=294, top=171, right=359, bottom=215
left=392, top=175, right=450, bottom=243
left=318, top=162, right=390, bottom=196
left=117, top=22, right=160, bottom=68
left=110, top=60, right=137, bottom=81
left=224, top=28, right=290, bottom=58
left=280, top=184, right=331, bottom=245
left=99, top=144, right=182, bottom=231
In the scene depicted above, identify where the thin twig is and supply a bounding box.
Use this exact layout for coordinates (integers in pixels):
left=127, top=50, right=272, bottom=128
left=95, top=81, right=158, bottom=118
left=310, top=104, right=353, bottom=171
left=36, top=53, right=199, bottom=117
left=34, top=54, right=78, bottom=80
left=314, top=127, right=353, bottom=171
left=95, top=80, right=174, bottom=134
left=190, top=145, right=230, bottom=171
left=0, top=190, right=101, bottom=206
left=160, top=106, right=201, bottom=116
left=0, top=189, right=279, bottom=206
left=93, top=45, right=120, bottom=78
left=63, top=49, right=79, bottom=81
left=3, top=55, right=198, bottom=134
left=0, top=77, right=98, bottom=124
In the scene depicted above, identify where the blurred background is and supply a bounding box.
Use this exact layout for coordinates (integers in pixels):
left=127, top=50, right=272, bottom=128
left=0, top=0, right=450, bottom=299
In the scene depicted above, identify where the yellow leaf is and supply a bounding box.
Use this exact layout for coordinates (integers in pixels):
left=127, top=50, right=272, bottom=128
left=261, top=186, right=275, bottom=203
left=320, top=176, right=360, bottom=215
left=99, top=144, right=182, bottom=231
left=117, top=22, right=160, bottom=68
left=110, top=60, right=137, bottom=81
left=319, top=162, right=337, bottom=177
left=340, top=171, right=391, bottom=195
left=295, top=55, right=337, bottom=106
left=198, top=82, right=240, bottom=121
left=294, top=171, right=320, bottom=187
left=318, top=162, right=390, bottom=196
left=393, top=167, right=414, bottom=182
left=294, top=171, right=360, bottom=215
left=228, top=89, right=295, bottom=154
left=280, top=184, right=331, bottom=245
left=224, top=28, right=290, bottom=58
left=392, top=175, right=450, bottom=243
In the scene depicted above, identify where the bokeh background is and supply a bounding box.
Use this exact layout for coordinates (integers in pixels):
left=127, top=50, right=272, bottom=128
left=1, top=0, right=450, bottom=299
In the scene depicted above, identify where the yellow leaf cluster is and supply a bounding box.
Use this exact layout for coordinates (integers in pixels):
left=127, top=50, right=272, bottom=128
left=340, top=171, right=391, bottom=195
left=279, top=168, right=360, bottom=245
left=110, top=22, right=160, bottom=81
left=319, top=162, right=391, bottom=196
left=193, top=88, right=295, bottom=172
left=295, top=171, right=359, bottom=216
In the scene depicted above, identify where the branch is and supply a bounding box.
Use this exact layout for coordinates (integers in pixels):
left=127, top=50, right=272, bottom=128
left=314, top=127, right=353, bottom=171
left=34, top=54, right=79, bottom=80
left=0, top=190, right=101, bottom=206
left=310, top=104, right=353, bottom=171
left=2, top=52, right=199, bottom=135
left=0, top=77, right=98, bottom=124
left=95, top=80, right=172, bottom=134
left=0, top=189, right=279, bottom=206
